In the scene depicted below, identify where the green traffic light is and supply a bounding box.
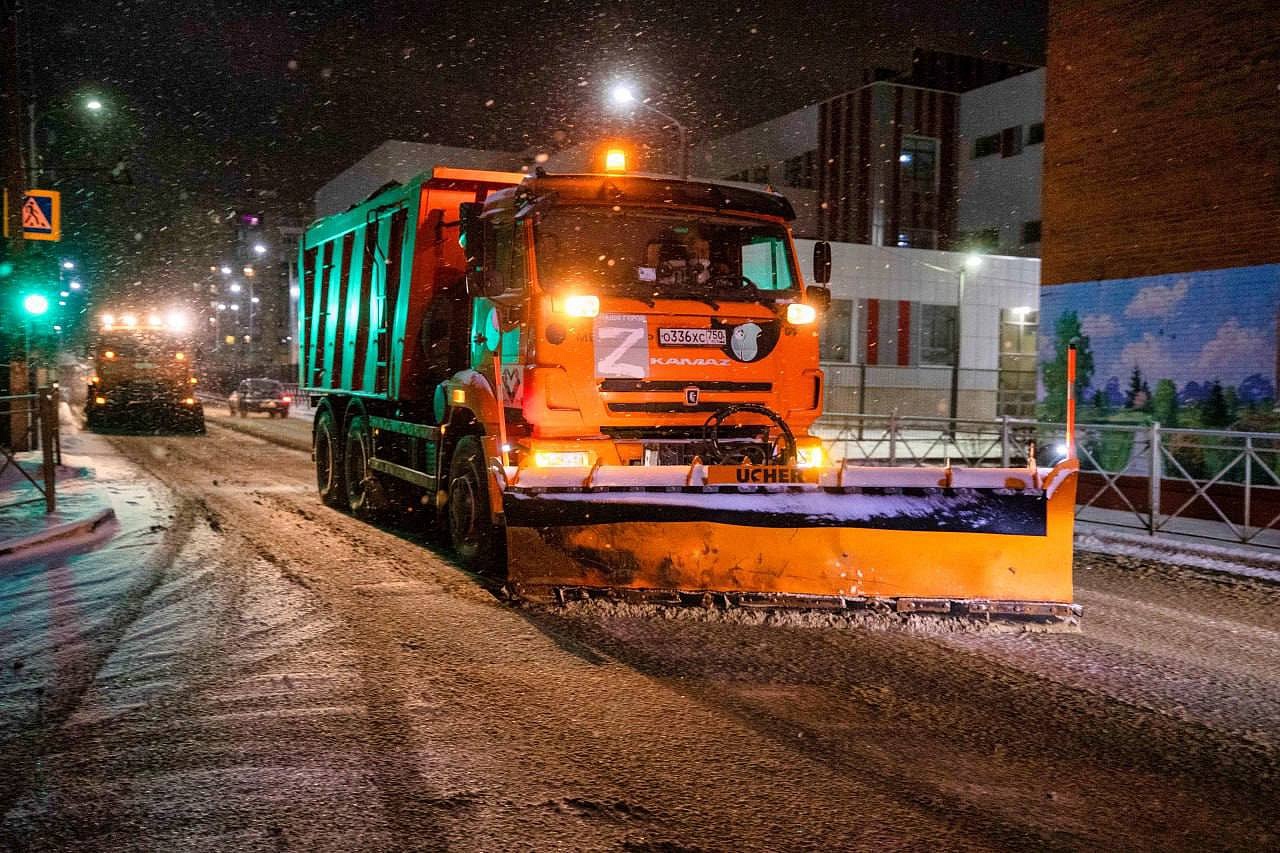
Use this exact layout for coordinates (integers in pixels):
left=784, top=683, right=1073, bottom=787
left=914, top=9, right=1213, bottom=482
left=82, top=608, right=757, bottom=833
left=23, top=293, right=50, bottom=315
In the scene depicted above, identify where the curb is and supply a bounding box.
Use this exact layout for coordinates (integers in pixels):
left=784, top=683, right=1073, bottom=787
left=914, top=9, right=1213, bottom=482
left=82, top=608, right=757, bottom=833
left=206, top=416, right=313, bottom=454
left=1076, top=527, right=1280, bottom=585
left=0, top=506, right=118, bottom=559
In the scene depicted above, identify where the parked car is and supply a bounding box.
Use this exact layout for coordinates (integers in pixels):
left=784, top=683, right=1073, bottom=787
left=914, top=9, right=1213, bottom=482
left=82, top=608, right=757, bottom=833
left=229, top=378, right=292, bottom=418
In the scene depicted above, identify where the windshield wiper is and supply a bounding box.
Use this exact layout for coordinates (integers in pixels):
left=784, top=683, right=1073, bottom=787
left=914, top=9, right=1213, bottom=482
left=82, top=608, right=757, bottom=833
left=667, top=290, right=720, bottom=310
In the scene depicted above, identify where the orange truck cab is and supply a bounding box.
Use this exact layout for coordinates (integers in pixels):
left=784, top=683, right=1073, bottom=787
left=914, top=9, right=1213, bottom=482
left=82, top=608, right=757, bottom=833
left=459, top=172, right=831, bottom=471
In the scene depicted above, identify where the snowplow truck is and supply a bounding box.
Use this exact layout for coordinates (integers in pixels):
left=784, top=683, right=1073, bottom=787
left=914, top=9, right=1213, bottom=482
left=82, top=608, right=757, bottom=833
left=299, top=165, right=1079, bottom=618
left=86, top=315, right=205, bottom=433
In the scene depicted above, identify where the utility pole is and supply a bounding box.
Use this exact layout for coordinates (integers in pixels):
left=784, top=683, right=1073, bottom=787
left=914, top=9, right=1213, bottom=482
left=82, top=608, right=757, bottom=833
left=2, top=1, right=31, bottom=449
left=1, top=2, right=25, bottom=243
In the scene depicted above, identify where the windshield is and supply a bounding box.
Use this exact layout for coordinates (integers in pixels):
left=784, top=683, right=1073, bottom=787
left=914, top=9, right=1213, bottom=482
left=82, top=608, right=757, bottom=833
left=534, top=207, right=797, bottom=300
left=247, top=380, right=282, bottom=393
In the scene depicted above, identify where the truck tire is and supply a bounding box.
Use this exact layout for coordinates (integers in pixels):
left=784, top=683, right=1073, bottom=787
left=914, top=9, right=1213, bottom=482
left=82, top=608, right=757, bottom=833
left=314, top=408, right=347, bottom=508
left=447, top=435, right=507, bottom=575
left=344, top=414, right=384, bottom=520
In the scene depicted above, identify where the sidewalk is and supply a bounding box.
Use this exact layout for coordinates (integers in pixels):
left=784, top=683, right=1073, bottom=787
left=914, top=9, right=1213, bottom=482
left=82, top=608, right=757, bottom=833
left=0, top=412, right=120, bottom=562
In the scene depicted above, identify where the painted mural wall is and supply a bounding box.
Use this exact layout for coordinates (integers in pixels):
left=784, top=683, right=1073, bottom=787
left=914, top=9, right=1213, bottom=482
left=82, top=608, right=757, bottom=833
left=1038, top=264, right=1280, bottom=427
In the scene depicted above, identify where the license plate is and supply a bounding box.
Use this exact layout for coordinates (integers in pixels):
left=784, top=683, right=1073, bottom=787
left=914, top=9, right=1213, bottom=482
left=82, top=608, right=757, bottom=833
left=133, top=362, right=156, bottom=370
left=658, top=327, right=726, bottom=347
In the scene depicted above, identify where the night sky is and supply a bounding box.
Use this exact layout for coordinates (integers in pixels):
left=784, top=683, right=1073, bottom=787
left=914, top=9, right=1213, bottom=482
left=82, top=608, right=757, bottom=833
left=22, top=0, right=1045, bottom=298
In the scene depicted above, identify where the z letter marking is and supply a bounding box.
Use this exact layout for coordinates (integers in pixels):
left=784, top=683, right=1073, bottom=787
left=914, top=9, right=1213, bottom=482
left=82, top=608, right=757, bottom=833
left=597, top=326, right=646, bottom=378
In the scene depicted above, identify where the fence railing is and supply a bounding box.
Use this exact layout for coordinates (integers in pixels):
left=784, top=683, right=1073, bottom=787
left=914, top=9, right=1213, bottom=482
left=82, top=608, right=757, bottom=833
left=0, top=387, right=62, bottom=513
left=816, top=411, right=1280, bottom=549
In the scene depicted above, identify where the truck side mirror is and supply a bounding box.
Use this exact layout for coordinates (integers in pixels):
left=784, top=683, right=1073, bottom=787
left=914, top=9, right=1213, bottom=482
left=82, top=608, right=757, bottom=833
left=458, top=202, right=487, bottom=297
left=805, top=285, right=832, bottom=313
left=813, top=241, right=832, bottom=284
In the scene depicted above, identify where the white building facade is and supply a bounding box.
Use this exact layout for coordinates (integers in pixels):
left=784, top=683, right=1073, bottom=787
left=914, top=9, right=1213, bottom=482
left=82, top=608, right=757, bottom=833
left=956, top=68, right=1045, bottom=256
left=797, top=240, right=1040, bottom=419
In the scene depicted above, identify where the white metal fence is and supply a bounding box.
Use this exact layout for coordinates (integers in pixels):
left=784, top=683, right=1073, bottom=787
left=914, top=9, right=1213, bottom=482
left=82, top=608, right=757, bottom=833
left=816, top=411, right=1280, bottom=549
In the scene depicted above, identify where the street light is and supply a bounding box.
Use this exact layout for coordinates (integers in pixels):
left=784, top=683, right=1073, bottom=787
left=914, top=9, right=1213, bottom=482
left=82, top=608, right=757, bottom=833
left=608, top=83, right=689, bottom=180
left=229, top=282, right=242, bottom=294
left=220, top=265, right=232, bottom=275
left=28, top=97, right=107, bottom=184
left=253, top=243, right=266, bottom=256
left=61, top=260, right=75, bottom=270
left=69, top=280, right=81, bottom=290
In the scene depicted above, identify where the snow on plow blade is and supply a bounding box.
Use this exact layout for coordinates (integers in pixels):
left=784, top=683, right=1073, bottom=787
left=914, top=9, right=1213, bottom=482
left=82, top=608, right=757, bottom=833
left=503, top=460, right=1080, bottom=618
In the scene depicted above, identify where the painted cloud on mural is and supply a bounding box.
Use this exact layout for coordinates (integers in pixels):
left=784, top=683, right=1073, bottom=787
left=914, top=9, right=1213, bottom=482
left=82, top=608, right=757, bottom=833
left=1194, top=318, right=1271, bottom=377
left=1123, top=279, right=1190, bottom=319
left=1039, top=264, right=1280, bottom=404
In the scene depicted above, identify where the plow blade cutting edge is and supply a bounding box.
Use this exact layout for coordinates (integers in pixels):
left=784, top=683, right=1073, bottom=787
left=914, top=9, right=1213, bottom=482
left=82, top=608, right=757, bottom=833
left=502, top=460, right=1080, bottom=619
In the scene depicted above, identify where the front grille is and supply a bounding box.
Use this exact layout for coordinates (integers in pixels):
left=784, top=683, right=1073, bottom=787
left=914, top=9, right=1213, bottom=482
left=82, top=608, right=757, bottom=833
left=607, top=401, right=761, bottom=414
left=600, top=379, right=773, bottom=393
left=602, top=425, right=764, bottom=440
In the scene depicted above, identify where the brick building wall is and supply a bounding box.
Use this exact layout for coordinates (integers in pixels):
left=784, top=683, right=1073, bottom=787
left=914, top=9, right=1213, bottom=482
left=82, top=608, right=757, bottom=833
left=1042, top=0, right=1279, bottom=285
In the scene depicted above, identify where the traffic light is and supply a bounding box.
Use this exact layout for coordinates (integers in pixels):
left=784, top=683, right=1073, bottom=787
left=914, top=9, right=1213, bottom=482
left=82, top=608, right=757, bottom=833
left=23, top=293, right=49, bottom=315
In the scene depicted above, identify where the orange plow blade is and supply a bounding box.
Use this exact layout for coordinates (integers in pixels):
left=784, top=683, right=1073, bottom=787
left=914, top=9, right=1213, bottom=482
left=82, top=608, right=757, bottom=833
left=502, top=460, right=1080, bottom=619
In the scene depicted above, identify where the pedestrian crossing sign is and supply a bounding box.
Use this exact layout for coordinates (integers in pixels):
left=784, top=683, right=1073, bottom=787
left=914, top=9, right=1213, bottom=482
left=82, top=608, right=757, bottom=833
left=20, top=190, right=60, bottom=242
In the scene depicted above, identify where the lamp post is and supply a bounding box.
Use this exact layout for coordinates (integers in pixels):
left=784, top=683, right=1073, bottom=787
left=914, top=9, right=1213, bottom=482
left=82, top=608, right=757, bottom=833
left=949, top=253, right=983, bottom=422
left=918, top=252, right=983, bottom=423
left=22, top=293, right=49, bottom=382
left=609, top=84, right=688, bottom=180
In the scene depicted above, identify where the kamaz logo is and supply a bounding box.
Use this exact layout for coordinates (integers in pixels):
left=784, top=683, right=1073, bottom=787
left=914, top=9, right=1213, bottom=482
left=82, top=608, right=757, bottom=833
left=650, top=357, right=731, bottom=367
left=683, top=387, right=699, bottom=406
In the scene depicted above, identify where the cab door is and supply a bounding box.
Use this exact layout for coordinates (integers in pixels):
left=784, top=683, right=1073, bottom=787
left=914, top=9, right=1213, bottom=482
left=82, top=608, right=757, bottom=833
left=470, top=215, right=528, bottom=412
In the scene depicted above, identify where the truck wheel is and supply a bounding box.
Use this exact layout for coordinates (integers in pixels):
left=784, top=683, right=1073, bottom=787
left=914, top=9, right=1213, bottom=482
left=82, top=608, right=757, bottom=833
left=314, top=409, right=347, bottom=508
left=447, top=435, right=507, bottom=575
left=344, top=415, right=384, bottom=519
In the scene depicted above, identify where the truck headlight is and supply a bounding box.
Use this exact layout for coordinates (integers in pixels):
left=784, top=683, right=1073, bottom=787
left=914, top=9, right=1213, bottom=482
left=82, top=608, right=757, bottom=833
left=533, top=450, right=591, bottom=468
left=562, top=294, right=600, bottom=318
left=795, top=444, right=825, bottom=468
left=786, top=303, right=817, bottom=325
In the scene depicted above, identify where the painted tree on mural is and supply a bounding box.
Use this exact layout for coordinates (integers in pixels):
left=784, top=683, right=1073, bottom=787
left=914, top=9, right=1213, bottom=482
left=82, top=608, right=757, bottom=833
left=1041, top=310, right=1094, bottom=422
left=1125, top=366, right=1152, bottom=411
left=1201, top=381, right=1233, bottom=428
left=1152, top=379, right=1179, bottom=427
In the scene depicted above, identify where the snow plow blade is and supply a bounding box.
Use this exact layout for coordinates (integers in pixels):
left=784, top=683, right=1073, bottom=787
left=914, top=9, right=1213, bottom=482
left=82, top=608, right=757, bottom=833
left=502, top=460, right=1079, bottom=619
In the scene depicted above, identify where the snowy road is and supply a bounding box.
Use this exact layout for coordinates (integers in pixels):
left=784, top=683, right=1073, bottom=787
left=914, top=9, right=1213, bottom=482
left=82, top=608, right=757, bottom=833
left=2, top=410, right=1278, bottom=851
